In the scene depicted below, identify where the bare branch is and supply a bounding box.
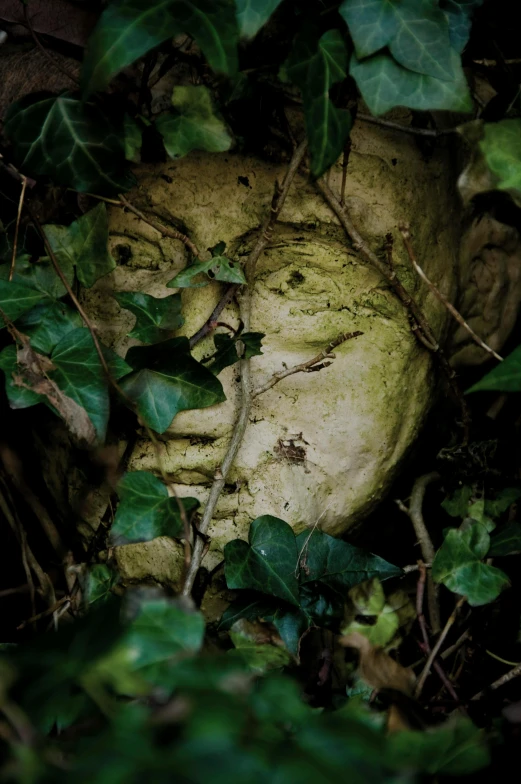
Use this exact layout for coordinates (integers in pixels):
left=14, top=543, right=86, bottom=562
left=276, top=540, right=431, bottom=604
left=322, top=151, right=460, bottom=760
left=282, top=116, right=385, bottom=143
left=415, top=597, right=466, bottom=698
left=252, top=331, right=363, bottom=398
left=399, top=224, right=503, bottom=363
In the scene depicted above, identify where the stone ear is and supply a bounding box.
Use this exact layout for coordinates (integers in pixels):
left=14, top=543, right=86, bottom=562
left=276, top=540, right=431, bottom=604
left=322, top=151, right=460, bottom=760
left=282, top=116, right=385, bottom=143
left=449, top=191, right=521, bottom=367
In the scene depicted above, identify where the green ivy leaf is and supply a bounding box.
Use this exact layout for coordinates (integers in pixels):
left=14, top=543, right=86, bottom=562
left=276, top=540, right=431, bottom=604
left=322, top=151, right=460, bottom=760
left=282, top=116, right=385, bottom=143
left=207, top=331, right=264, bottom=375
left=349, top=48, right=472, bottom=116
left=120, top=336, right=226, bottom=433
left=123, top=114, right=143, bottom=163
left=167, top=254, right=246, bottom=287
left=15, top=302, right=83, bottom=354
left=224, top=516, right=300, bottom=606
left=45, top=204, right=115, bottom=288
left=340, top=0, right=454, bottom=80
left=229, top=630, right=292, bottom=672
left=111, top=470, right=199, bottom=545
left=120, top=597, right=205, bottom=686
left=114, top=291, right=184, bottom=344
left=235, top=0, right=283, bottom=38
left=296, top=528, right=403, bottom=592
left=156, top=85, right=233, bottom=159
left=432, top=522, right=510, bottom=606
left=82, top=0, right=238, bottom=96
left=286, top=28, right=352, bottom=178
left=442, top=485, right=473, bottom=517
left=479, top=119, right=521, bottom=194
left=442, top=0, right=485, bottom=54
left=0, top=255, right=73, bottom=301
left=488, top=523, right=521, bottom=557
left=0, top=278, right=47, bottom=326
left=485, top=487, right=521, bottom=518
left=386, top=716, right=489, bottom=775
left=86, top=564, right=120, bottom=604
left=4, top=95, right=134, bottom=196
left=219, top=594, right=311, bottom=656
left=467, top=345, right=521, bottom=392
left=50, top=327, right=131, bottom=442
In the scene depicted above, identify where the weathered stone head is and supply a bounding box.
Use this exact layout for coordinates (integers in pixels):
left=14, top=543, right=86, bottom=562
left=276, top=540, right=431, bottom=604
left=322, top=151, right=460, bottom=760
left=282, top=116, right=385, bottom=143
left=82, top=115, right=521, bottom=585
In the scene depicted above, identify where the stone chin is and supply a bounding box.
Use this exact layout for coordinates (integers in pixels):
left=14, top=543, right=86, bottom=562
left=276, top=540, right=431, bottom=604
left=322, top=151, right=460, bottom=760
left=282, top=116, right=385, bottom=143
left=81, top=120, right=520, bottom=582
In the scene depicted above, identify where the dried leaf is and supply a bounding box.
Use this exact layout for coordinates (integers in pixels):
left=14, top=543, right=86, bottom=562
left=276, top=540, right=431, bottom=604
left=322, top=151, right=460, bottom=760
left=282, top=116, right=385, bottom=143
left=340, top=631, right=416, bottom=696
left=13, top=340, right=97, bottom=448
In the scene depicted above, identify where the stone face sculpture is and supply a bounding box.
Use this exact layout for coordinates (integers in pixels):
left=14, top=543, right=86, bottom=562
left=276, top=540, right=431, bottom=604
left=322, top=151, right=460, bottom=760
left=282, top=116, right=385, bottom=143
left=81, top=116, right=521, bottom=585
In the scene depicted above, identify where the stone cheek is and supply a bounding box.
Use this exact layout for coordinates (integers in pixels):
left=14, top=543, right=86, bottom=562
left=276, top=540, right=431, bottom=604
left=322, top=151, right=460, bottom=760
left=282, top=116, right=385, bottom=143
left=82, top=132, right=460, bottom=583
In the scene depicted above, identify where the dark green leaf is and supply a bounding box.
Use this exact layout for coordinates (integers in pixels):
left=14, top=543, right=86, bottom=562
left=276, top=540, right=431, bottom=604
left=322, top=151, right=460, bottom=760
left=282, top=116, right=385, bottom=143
left=442, top=485, right=473, bottom=517
left=442, top=0, right=485, bottom=53
left=219, top=594, right=311, bottom=656
left=45, top=204, right=115, bottom=288
left=0, top=255, right=73, bottom=301
left=123, top=113, right=143, bottom=162
left=156, top=85, right=232, bottom=159
left=120, top=336, right=226, bottom=433
left=485, top=487, right=521, bottom=518
left=349, top=49, right=472, bottom=116
left=121, top=597, right=205, bottom=685
left=4, top=95, right=133, bottom=196
left=432, top=522, right=510, bottom=605
left=0, top=277, right=46, bottom=326
left=208, top=331, right=264, bottom=375
left=86, top=564, right=120, bottom=604
left=229, top=631, right=292, bottom=672
left=467, top=344, right=521, bottom=392
left=386, top=716, right=489, bottom=775
left=82, top=0, right=238, bottom=96
left=111, top=470, right=199, bottom=545
left=235, top=0, right=283, bottom=39
left=478, top=119, right=521, bottom=195
left=50, top=327, right=131, bottom=442
left=224, top=515, right=300, bottom=606
left=285, top=28, right=352, bottom=178
left=15, top=301, right=83, bottom=354
left=488, top=523, right=521, bottom=557
left=296, top=528, right=403, bottom=592
left=114, top=290, right=183, bottom=343
left=340, top=0, right=454, bottom=80
left=168, top=254, right=246, bottom=287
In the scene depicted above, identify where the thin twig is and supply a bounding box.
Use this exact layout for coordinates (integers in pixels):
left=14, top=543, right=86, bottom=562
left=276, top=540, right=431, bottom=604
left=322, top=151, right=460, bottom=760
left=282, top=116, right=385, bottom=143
left=9, top=175, right=27, bottom=281
left=415, top=597, right=466, bottom=698
left=357, top=113, right=456, bottom=138
left=416, top=561, right=431, bottom=651
left=471, top=662, right=521, bottom=700
left=440, top=629, right=471, bottom=661
left=118, top=194, right=200, bottom=258
left=189, top=285, right=237, bottom=348
left=252, top=331, right=363, bottom=398
left=316, top=176, right=471, bottom=442
left=472, top=58, right=521, bottom=66
left=339, top=139, right=352, bottom=206
left=23, top=6, right=80, bottom=86
left=402, top=472, right=441, bottom=633
left=397, top=224, right=471, bottom=441
left=17, top=597, right=70, bottom=630
left=316, top=178, right=439, bottom=350
left=400, top=225, right=503, bottom=363
left=0, top=584, right=29, bottom=599
left=181, top=141, right=307, bottom=597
